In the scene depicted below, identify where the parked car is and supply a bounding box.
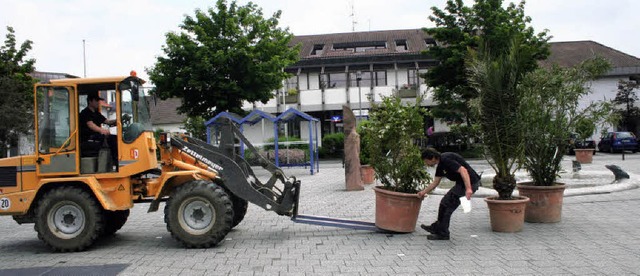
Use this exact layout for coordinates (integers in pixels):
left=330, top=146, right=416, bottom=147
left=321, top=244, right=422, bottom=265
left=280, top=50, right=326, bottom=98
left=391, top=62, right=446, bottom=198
left=597, top=131, right=639, bottom=153
left=567, top=133, right=596, bottom=155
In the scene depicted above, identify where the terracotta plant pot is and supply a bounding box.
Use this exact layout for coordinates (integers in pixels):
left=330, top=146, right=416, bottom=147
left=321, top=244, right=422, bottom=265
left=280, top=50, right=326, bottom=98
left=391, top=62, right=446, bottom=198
left=360, top=165, right=375, bottom=184
left=517, top=183, right=566, bottom=223
left=574, top=148, right=594, bottom=164
left=484, top=196, right=530, bottom=232
left=373, top=186, right=423, bottom=233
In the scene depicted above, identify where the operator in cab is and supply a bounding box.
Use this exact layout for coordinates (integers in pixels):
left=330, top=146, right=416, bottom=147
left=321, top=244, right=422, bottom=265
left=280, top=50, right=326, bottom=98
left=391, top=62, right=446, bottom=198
left=79, top=93, right=117, bottom=166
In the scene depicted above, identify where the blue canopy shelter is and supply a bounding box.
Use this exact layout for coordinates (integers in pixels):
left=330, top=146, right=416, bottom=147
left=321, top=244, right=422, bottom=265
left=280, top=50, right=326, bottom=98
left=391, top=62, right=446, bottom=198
left=275, top=108, right=320, bottom=175
left=238, top=110, right=277, bottom=157
left=204, top=108, right=319, bottom=175
left=205, top=111, right=243, bottom=145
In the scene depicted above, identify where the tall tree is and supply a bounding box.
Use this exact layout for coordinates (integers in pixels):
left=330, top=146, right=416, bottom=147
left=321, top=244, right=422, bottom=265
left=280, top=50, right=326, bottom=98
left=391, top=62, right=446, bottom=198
left=424, top=0, right=550, bottom=126
left=148, top=0, right=300, bottom=120
left=0, top=26, right=35, bottom=157
left=613, top=79, right=640, bottom=134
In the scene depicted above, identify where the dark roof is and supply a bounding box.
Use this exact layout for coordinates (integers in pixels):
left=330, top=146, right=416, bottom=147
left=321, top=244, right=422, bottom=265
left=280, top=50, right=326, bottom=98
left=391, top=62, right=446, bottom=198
left=30, top=71, right=79, bottom=82
left=149, top=97, right=187, bottom=125
left=541, top=41, right=640, bottom=69
left=291, top=29, right=432, bottom=58
left=289, top=29, right=434, bottom=67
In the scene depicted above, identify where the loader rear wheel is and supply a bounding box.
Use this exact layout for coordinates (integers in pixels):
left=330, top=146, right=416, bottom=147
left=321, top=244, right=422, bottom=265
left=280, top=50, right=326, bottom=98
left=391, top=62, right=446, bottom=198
left=230, top=195, right=248, bottom=228
left=101, top=210, right=130, bottom=236
left=164, top=180, right=233, bottom=248
left=35, top=187, right=104, bottom=252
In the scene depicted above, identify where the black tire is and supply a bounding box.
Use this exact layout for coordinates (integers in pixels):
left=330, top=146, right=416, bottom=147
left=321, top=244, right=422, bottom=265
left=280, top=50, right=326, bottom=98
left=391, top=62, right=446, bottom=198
left=35, top=186, right=104, bottom=252
left=102, top=209, right=130, bottom=236
left=230, top=194, right=248, bottom=228
left=164, top=180, right=233, bottom=248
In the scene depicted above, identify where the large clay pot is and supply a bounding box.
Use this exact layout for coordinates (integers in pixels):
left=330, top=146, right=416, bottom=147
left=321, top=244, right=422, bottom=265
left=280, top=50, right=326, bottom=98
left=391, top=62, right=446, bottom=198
left=517, top=183, right=566, bottom=223
left=373, top=186, right=423, bottom=233
left=574, top=148, right=594, bottom=164
left=360, top=165, right=375, bottom=184
left=484, top=196, right=529, bottom=232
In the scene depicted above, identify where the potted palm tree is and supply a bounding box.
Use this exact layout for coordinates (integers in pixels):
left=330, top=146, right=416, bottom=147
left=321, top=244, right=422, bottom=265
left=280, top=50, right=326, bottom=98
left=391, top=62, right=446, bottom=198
left=362, top=95, right=431, bottom=232
left=467, top=37, right=530, bottom=232
left=518, top=58, right=612, bottom=222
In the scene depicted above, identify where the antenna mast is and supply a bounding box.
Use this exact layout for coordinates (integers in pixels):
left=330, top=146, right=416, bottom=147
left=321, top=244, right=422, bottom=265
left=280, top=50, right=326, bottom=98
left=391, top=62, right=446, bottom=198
left=350, top=0, right=357, bottom=32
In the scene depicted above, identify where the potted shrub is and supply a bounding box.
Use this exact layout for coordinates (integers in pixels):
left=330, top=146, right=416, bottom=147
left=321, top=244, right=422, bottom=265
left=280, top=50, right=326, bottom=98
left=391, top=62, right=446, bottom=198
left=467, top=37, right=530, bottom=232
left=357, top=120, right=375, bottom=184
left=362, top=95, right=431, bottom=232
left=573, top=117, right=597, bottom=163
left=518, top=57, right=612, bottom=222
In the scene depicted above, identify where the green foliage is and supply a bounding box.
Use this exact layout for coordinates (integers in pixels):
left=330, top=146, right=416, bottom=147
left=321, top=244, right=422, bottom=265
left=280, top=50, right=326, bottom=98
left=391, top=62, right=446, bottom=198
left=0, top=26, right=35, bottom=157
left=467, top=36, right=529, bottom=199
left=356, top=120, right=371, bottom=164
left=147, top=0, right=300, bottom=120
left=362, top=96, right=431, bottom=193
left=574, top=117, right=595, bottom=141
left=319, top=132, right=344, bottom=158
left=613, top=79, right=640, bottom=133
left=424, top=0, right=550, bottom=126
left=183, top=116, right=207, bottom=141
left=519, top=57, right=612, bottom=186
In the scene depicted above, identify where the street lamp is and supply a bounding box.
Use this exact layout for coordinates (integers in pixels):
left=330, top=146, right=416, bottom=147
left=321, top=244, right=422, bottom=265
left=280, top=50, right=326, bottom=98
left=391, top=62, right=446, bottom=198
left=356, top=71, right=362, bottom=123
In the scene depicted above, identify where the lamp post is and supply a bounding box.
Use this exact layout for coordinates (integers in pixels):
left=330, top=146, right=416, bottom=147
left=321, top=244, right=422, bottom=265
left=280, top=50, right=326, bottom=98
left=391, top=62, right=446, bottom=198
left=356, top=71, right=362, bottom=123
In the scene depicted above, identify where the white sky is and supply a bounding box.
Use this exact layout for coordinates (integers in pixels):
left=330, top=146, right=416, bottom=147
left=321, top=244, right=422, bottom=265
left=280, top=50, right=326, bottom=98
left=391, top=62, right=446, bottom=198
left=1, top=0, right=638, bottom=83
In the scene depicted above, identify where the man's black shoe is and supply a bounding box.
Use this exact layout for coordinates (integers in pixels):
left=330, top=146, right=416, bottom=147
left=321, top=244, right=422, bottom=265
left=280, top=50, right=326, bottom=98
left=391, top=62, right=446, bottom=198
left=420, top=224, right=436, bottom=234
left=427, top=234, right=450, bottom=240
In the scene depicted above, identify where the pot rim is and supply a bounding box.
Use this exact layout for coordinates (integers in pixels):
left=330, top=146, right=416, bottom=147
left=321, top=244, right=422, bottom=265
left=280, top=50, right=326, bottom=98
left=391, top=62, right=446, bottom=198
left=517, top=182, right=566, bottom=189
left=484, top=196, right=530, bottom=203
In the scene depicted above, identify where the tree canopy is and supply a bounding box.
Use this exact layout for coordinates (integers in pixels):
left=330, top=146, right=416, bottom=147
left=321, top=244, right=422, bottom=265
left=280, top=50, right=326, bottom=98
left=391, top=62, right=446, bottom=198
left=424, top=0, right=550, bottom=125
left=147, top=0, right=300, bottom=120
left=0, top=26, right=35, bottom=157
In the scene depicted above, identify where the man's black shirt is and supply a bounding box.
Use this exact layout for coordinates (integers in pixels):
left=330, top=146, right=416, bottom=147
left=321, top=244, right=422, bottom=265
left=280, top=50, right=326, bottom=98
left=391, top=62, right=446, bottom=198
left=435, top=152, right=480, bottom=185
left=79, top=107, right=106, bottom=142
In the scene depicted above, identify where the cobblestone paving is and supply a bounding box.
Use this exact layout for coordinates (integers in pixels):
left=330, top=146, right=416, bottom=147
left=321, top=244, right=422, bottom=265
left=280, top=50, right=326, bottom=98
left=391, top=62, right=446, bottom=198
left=0, top=153, right=638, bottom=275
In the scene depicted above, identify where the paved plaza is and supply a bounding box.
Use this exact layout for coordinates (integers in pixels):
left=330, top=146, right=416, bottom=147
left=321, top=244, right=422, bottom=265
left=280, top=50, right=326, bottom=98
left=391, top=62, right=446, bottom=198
left=0, top=153, right=639, bottom=275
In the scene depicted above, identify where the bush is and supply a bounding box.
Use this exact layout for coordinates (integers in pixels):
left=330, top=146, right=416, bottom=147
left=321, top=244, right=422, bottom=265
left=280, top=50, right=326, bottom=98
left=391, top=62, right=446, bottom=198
left=320, top=132, right=344, bottom=158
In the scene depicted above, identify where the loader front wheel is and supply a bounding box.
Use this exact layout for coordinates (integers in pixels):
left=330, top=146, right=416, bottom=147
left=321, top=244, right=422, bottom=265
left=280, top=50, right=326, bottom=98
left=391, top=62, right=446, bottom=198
left=164, top=180, right=233, bottom=248
left=101, top=209, right=130, bottom=236
left=230, top=194, right=248, bottom=228
left=35, top=187, right=104, bottom=252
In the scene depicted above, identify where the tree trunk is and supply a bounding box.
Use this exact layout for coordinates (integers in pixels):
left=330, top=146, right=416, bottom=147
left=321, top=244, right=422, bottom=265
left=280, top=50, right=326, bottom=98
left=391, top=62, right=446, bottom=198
left=493, top=174, right=516, bottom=199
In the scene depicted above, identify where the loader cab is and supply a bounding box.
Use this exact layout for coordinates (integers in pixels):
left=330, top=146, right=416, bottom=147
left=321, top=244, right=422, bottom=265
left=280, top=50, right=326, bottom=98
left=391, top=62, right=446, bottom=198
left=34, top=73, right=153, bottom=176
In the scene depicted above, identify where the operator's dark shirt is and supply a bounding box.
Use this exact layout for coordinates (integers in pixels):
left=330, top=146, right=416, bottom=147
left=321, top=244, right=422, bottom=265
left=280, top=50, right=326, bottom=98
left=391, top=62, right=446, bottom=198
left=435, top=152, right=480, bottom=186
left=79, top=107, right=106, bottom=142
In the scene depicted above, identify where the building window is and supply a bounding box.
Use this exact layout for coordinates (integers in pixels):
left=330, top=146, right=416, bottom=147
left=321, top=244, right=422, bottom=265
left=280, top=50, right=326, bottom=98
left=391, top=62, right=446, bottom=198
left=395, top=39, right=408, bottom=52
left=285, top=76, right=298, bottom=91
left=333, top=41, right=386, bottom=53
left=348, top=71, right=386, bottom=87
left=407, top=69, right=424, bottom=88
left=321, top=72, right=347, bottom=88
left=311, top=44, right=324, bottom=55
left=424, top=38, right=437, bottom=48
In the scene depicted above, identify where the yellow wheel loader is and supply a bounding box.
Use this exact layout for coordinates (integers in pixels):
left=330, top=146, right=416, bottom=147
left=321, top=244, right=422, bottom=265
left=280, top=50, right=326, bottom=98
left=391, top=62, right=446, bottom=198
left=0, top=73, right=300, bottom=252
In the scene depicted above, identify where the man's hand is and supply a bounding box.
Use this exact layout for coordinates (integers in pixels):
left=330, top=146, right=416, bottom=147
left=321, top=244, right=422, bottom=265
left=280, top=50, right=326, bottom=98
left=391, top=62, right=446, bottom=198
left=417, top=190, right=428, bottom=199
left=465, top=188, right=473, bottom=200
left=99, top=128, right=110, bottom=135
